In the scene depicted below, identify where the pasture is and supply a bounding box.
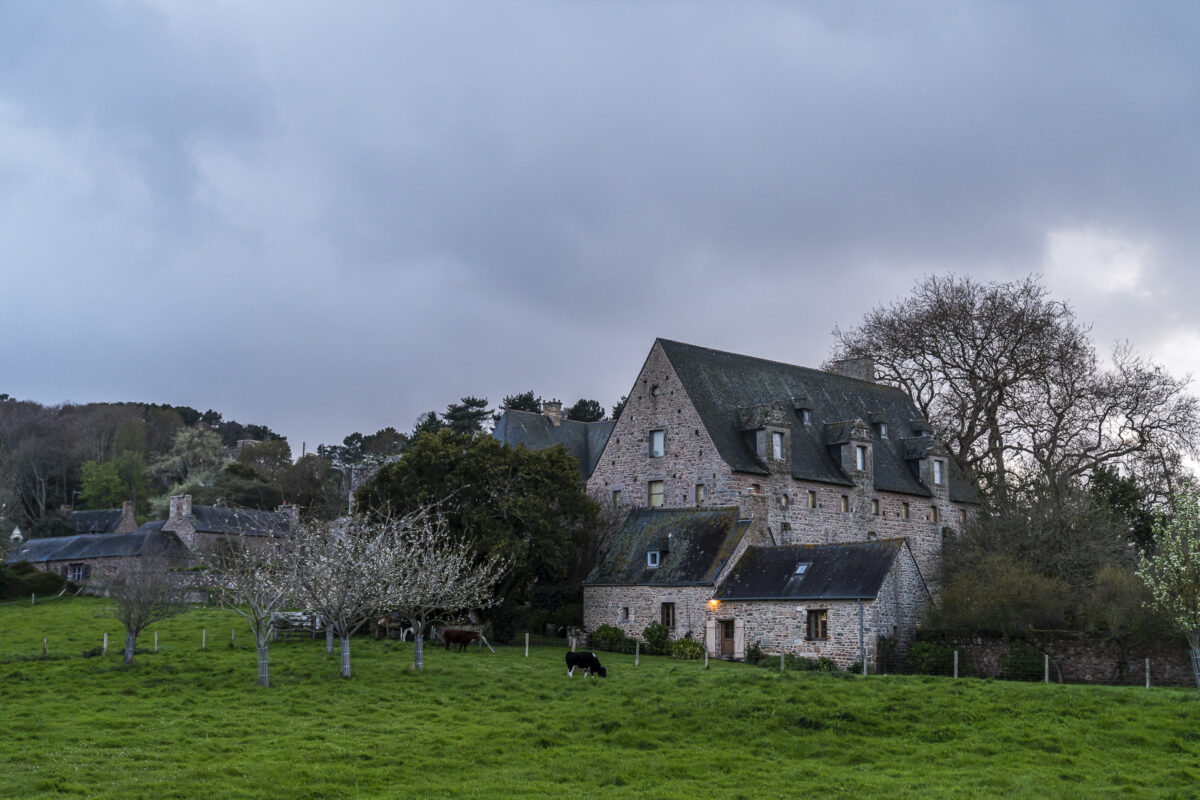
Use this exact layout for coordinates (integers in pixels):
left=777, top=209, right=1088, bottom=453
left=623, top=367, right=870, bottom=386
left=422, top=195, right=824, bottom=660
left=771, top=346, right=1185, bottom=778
left=1, top=597, right=1197, bottom=799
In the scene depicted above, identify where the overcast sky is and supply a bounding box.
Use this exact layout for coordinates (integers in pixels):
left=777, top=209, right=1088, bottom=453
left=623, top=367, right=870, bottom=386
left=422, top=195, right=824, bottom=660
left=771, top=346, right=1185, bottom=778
left=2, top=1, right=1198, bottom=453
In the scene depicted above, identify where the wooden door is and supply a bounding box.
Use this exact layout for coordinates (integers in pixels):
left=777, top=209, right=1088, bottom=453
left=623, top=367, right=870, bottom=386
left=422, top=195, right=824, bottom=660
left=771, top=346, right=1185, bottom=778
left=720, top=620, right=735, bottom=656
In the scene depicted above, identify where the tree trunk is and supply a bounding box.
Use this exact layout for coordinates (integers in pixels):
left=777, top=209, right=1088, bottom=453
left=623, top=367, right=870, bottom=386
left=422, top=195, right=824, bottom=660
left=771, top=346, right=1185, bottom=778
left=1190, top=648, right=1200, bottom=696
left=326, top=627, right=334, bottom=656
left=257, top=633, right=270, bottom=688
left=413, top=622, right=425, bottom=671
left=124, top=632, right=137, bottom=665
left=340, top=634, right=351, bottom=679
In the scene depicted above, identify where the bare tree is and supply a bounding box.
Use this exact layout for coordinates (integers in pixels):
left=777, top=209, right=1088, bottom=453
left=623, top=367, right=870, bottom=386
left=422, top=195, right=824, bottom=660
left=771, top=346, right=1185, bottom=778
left=292, top=515, right=401, bottom=679
left=384, top=511, right=509, bottom=671
left=107, top=537, right=186, bottom=666
left=832, top=274, right=1199, bottom=502
left=198, top=533, right=297, bottom=687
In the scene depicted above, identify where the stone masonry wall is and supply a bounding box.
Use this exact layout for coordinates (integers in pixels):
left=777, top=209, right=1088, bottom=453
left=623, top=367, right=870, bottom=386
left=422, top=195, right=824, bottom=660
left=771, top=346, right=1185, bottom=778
left=585, top=584, right=715, bottom=641
left=710, top=597, right=883, bottom=670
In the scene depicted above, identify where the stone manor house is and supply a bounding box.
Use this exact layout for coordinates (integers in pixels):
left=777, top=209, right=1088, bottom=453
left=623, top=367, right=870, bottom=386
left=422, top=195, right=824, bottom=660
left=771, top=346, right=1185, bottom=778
left=496, top=338, right=980, bottom=669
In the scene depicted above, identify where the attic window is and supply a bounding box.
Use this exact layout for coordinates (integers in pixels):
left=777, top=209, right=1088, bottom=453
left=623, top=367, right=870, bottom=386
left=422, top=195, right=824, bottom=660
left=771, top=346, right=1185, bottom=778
left=879, top=422, right=889, bottom=439
left=647, top=550, right=660, bottom=568
left=855, top=445, right=868, bottom=471
left=933, top=459, right=946, bottom=486
left=772, top=431, right=784, bottom=460
left=650, top=430, right=665, bottom=458
left=794, top=562, right=810, bottom=576
left=801, top=409, right=812, bottom=425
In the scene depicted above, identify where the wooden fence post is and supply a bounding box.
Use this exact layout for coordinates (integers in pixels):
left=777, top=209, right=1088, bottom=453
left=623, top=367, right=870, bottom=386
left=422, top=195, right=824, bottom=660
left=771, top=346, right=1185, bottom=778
left=31, top=593, right=35, bottom=605
left=42, top=637, right=47, bottom=656
left=102, top=632, right=108, bottom=655
left=635, top=640, right=640, bottom=667
left=954, top=650, right=959, bottom=680
left=704, top=650, right=709, bottom=669
left=154, top=632, right=158, bottom=653
left=780, top=651, right=785, bottom=674
left=525, top=632, right=529, bottom=659
left=202, top=629, right=207, bottom=650
left=232, top=627, right=236, bottom=647
left=1044, top=654, right=1049, bottom=683
left=1146, top=658, right=1151, bottom=689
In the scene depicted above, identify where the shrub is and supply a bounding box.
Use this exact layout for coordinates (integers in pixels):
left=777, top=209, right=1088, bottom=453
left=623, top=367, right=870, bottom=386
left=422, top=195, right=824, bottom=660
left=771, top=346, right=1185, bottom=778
left=998, top=643, right=1046, bottom=682
left=876, top=635, right=900, bottom=673
left=590, top=624, right=629, bottom=652
left=23, top=570, right=65, bottom=595
left=642, top=622, right=669, bottom=655
left=907, top=642, right=955, bottom=676
left=745, top=641, right=764, bottom=664
left=670, top=638, right=705, bottom=660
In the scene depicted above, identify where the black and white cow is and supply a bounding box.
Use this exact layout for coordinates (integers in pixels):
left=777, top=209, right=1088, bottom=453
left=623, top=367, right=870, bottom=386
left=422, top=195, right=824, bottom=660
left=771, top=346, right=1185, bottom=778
left=565, top=651, right=607, bottom=678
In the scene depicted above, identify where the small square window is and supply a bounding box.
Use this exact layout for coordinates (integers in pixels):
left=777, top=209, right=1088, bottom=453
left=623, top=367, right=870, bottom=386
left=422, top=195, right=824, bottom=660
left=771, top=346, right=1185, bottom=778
left=840, top=495, right=849, bottom=513
left=871, top=499, right=880, bottom=516
left=772, top=431, right=784, bottom=460
left=750, top=483, right=761, bottom=495
left=648, top=480, right=664, bottom=507
left=647, top=551, right=660, bottom=568
left=695, top=484, right=706, bottom=505
left=650, top=430, right=665, bottom=458
left=621, top=606, right=630, bottom=621
left=807, top=490, right=817, bottom=509
left=807, top=609, right=828, bottom=641
left=68, top=564, right=86, bottom=582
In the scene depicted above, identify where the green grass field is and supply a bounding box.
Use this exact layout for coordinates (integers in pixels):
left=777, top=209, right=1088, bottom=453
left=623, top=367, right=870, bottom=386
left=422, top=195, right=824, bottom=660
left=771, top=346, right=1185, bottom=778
left=1, top=596, right=1197, bottom=799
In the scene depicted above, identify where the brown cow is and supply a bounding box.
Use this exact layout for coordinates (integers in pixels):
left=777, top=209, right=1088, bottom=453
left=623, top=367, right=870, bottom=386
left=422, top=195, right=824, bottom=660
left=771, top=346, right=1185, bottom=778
left=443, top=629, right=482, bottom=652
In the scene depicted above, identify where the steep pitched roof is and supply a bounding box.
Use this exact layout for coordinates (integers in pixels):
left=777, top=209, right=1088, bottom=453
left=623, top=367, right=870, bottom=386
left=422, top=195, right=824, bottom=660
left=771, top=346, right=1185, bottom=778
left=6, top=530, right=188, bottom=564
left=715, top=539, right=909, bottom=601
left=585, top=506, right=749, bottom=586
left=189, top=506, right=293, bottom=537
left=657, top=339, right=981, bottom=503
left=68, top=509, right=124, bottom=535
left=492, top=409, right=616, bottom=478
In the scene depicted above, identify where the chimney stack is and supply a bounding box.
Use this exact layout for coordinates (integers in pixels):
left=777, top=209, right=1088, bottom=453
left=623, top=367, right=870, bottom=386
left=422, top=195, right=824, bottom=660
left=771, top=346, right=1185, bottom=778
left=168, top=494, right=193, bottom=521
left=543, top=400, right=564, bottom=427
left=827, top=357, right=876, bottom=383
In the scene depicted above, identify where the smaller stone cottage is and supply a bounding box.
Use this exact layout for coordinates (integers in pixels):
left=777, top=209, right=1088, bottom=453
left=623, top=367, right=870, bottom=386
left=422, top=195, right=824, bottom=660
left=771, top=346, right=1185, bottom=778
left=68, top=501, right=139, bottom=536
left=583, top=507, right=754, bottom=641
left=5, top=521, right=190, bottom=584
left=709, top=538, right=928, bottom=669
left=160, top=494, right=297, bottom=552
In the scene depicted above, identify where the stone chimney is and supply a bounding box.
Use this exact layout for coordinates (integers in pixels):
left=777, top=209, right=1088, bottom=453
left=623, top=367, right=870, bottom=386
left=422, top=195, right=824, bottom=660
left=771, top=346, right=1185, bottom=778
left=543, top=400, right=564, bottom=427
left=115, top=500, right=139, bottom=534
left=276, top=503, right=300, bottom=526
left=827, top=357, right=876, bottom=383
left=168, top=494, right=193, bottom=521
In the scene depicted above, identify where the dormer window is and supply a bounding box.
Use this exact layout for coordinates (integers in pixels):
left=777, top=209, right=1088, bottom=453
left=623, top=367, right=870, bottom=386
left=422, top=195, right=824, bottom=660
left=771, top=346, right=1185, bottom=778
left=794, top=562, right=811, bottom=576
left=647, top=550, right=660, bottom=568
left=650, top=429, right=665, bottom=458
left=801, top=409, right=812, bottom=425
left=933, top=459, right=946, bottom=486
left=855, top=445, right=868, bottom=471
left=772, top=431, right=784, bottom=460
left=879, top=422, right=888, bottom=439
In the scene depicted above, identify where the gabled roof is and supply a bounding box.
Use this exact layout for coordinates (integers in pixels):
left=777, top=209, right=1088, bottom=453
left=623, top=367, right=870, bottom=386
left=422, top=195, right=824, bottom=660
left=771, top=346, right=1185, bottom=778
left=585, top=507, right=749, bottom=586
left=657, top=339, right=981, bottom=503
left=6, top=529, right=189, bottom=564
left=68, top=509, right=124, bottom=535
left=715, top=539, right=910, bottom=601
left=492, top=409, right=616, bottom=479
left=189, top=506, right=293, bottom=537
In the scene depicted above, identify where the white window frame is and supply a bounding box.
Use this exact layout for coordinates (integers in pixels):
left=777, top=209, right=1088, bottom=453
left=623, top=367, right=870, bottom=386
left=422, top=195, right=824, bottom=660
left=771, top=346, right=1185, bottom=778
left=772, top=431, right=784, bottom=460
left=647, top=550, right=660, bottom=568
left=933, top=459, right=946, bottom=486
left=856, top=445, right=868, bottom=471
left=879, top=422, right=888, bottom=439
left=650, top=429, right=665, bottom=458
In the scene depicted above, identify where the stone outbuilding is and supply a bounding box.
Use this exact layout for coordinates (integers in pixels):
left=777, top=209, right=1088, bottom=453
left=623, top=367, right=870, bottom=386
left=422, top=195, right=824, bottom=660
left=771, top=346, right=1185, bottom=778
left=709, top=538, right=928, bottom=669
left=583, top=506, right=753, bottom=641
left=160, top=494, right=298, bottom=553
left=68, top=501, right=139, bottom=536
left=5, top=521, right=190, bottom=585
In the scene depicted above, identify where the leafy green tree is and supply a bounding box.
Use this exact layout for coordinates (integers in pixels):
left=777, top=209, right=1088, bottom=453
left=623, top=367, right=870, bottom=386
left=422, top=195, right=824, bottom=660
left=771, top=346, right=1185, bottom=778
left=281, top=454, right=345, bottom=519
left=611, top=395, right=627, bottom=420
left=502, top=391, right=542, bottom=413
left=567, top=399, right=605, bottom=422
left=181, top=462, right=283, bottom=510
left=1089, top=466, right=1156, bottom=553
left=410, top=411, right=447, bottom=440
left=355, top=430, right=600, bottom=637
left=151, top=427, right=224, bottom=487
left=78, top=460, right=127, bottom=509
left=443, top=396, right=491, bottom=435
left=1137, top=487, right=1200, bottom=692
left=238, top=439, right=293, bottom=484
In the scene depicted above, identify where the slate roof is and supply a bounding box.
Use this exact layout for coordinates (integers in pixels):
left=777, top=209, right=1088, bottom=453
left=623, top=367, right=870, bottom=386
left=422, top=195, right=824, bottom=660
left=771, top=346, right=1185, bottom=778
left=6, top=529, right=189, bottom=564
left=68, top=509, right=124, bottom=535
left=188, top=506, right=293, bottom=537
left=657, top=339, right=981, bottom=504
left=492, top=409, right=616, bottom=479
left=585, top=507, right=749, bottom=586
left=714, top=539, right=908, bottom=601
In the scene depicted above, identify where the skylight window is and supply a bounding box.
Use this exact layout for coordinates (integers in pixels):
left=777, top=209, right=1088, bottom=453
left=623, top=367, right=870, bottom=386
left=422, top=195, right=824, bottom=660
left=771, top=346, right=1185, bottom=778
left=794, top=562, right=811, bottom=576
